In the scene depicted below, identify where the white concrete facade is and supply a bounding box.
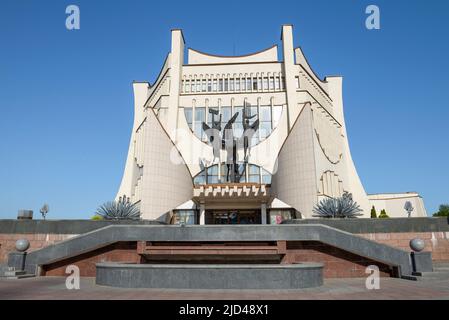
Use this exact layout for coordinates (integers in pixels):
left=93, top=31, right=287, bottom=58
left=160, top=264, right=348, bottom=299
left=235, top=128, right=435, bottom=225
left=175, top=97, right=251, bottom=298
left=116, top=25, right=427, bottom=221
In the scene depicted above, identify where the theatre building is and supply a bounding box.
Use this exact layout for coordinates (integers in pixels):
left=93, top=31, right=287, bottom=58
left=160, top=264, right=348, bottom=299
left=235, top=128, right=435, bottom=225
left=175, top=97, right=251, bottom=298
left=116, top=25, right=427, bottom=224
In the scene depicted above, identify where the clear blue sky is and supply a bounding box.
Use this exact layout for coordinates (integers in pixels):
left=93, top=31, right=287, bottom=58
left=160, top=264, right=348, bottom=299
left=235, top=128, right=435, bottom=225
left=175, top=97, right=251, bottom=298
left=0, top=0, right=448, bottom=219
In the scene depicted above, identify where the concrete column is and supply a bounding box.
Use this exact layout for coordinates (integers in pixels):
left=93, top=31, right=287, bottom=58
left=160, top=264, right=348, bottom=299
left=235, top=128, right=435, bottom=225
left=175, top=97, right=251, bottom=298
left=261, top=203, right=267, bottom=225
left=167, top=29, right=185, bottom=142
left=199, top=203, right=206, bottom=225
left=281, top=24, right=299, bottom=131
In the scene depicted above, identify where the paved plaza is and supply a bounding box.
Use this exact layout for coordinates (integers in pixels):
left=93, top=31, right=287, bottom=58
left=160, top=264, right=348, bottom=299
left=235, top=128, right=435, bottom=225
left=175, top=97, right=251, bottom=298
left=1, top=276, right=449, bottom=300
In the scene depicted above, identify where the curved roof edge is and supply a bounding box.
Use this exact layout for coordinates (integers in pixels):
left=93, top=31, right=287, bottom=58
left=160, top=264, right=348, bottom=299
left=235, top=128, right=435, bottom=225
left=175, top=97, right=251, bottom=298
left=188, top=45, right=278, bottom=65
left=294, top=46, right=327, bottom=82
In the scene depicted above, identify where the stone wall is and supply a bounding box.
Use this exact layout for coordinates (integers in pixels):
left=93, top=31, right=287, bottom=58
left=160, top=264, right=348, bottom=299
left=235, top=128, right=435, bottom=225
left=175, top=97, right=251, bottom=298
left=43, top=242, right=140, bottom=277
left=0, top=233, right=76, bottom=263
left=283, top=217, right=449, bottom=233
left=283, top=241, right=392, bottom=278
left=360, top=232, right=449, bottom=262
left=0, top=219, right=163, bottom=264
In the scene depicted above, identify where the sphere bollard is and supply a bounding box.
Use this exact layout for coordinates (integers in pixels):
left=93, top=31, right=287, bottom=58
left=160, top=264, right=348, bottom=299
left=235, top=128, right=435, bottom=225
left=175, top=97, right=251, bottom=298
left=15, top=239, right=30, bottom=252
left=409, top=238, right=425, bottom=252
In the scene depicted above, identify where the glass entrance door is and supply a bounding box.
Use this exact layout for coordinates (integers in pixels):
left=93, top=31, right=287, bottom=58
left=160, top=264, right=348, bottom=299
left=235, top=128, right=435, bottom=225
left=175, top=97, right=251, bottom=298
left=206, top=210, right=261, bottom=224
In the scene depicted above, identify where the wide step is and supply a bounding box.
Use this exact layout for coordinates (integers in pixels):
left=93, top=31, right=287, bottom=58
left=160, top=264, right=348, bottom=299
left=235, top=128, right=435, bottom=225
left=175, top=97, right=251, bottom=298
left=412, top=271, right=449, bottom=281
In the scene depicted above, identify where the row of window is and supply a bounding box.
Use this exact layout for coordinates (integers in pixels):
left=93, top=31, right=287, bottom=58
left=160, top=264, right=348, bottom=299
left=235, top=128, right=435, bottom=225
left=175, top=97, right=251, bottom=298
left=171, top=209, right=294, bottom=225
left=193, top=163, right=272, bottom=185
left=184, top=104, right=283, bottom=146
left=181, top=75, right=286, bottom=94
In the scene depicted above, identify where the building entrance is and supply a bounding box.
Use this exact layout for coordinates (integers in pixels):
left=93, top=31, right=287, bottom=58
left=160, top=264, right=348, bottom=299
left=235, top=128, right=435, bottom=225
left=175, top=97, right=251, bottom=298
left=206, top=209, right=261, bottom=225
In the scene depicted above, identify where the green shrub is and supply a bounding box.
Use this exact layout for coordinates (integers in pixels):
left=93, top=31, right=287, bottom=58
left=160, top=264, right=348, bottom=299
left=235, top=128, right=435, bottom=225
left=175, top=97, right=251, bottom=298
left=433, top=204, right=449, bottom=217
left=378, top=209, right=389, bottom=219
left=370, top=206, right=377, bottom=218
left=91, top=214, right=103, bottom=220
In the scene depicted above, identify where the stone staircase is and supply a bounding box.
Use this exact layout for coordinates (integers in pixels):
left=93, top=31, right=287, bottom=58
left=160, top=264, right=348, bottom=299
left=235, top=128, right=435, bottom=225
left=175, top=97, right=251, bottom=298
left=1, top=263, right=35, bottom=279
left=409, top=262, right=449, bottom=281
left=0, top=263, right=7, bottom=277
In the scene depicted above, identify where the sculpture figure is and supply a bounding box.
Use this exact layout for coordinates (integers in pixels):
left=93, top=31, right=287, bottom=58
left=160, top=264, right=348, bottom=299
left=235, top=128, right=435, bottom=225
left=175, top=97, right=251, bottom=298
left=202, top=102, right=259, bottom=183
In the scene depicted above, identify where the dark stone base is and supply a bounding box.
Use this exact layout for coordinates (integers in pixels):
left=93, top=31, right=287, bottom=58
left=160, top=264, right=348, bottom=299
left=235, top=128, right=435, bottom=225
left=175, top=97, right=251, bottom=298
left=96, top=263, right=324, bottom=289
left=411, top=252, right=433, bottom=272
left=8, top=252, right=26, bottom=270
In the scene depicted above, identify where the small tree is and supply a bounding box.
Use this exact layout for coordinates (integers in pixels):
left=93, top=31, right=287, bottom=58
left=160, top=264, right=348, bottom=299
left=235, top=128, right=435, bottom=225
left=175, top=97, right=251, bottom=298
left=378, top=209, right=389, bottom=219
left=370, top=206, right=377, bottom=218
left=433, top=204, right=449, bottom=217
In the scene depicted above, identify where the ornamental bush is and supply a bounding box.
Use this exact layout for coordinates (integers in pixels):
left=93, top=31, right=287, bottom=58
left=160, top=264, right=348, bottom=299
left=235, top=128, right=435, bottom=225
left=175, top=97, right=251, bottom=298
left=378, top=209, right=389, bottom=219
left=370, top=206, right=377, bottom=218
left=433, top=204, right=449, bottom=217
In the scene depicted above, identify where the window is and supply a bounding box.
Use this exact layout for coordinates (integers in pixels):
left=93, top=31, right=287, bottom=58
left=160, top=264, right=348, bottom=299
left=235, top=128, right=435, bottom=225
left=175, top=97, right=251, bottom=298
left=234, top=106, right=244, bottom=137
left=241, top=78, right=245, bottom=91
left=202, top=79, right=206, bottom=92
left=193, top=163, right=268, bottom=185
left=191, top=104, right=282, bottom=146
left=194, top=107, right=205, bottom=140
left=185, top=80, right=190, bottom=93
left=252, top=78, right=258, bottom=90
left=191, top=80, right=195, bottom=92
left=257, top=77, right=262, bottom=91
left=173, top=210, right=196, bottom=225
left=259, top=106, right=272, bottom=139
left=207, top=165, right=219, bottom=184
left=221, top=163, right=229, bottom=182
left=194, top=171, right=206, bottom=184
left=260, top=122, right=271, bottom=139
left=239, top=170, right=247, bottom=183
left=213, top=79, right=217, bottom=91
left=221, top=106, right=231, bottom=129
left=269, top=77, right=274, bottom=90
left=248, top=164, right=260, bottom=183
left=184, top=107, right=193, bottom=130
left=295, top=76, right=300, bottom=89
left=275, top=76, right=280, bottom=90
left=269, top=210, right=293, bottom=224
left=218, top=79, right=223, bottom=91
left=246, top=78, right=251, bottom=91
left=230, top=78, right=234, bottom=91
left=224, top=79, right=229, bottom=91
left=207, top=79, right=212, bottom=92
left=235, top=78, right=240, bottom=91
left=250, top=106, right=258, bottom=118
left=259, top=106, right=271, bottom=122
left=261, top=168, right=271, bottom=184
left=196, top=79, right=201, bottom=92
left=263, top=77, right=268, bottom=90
